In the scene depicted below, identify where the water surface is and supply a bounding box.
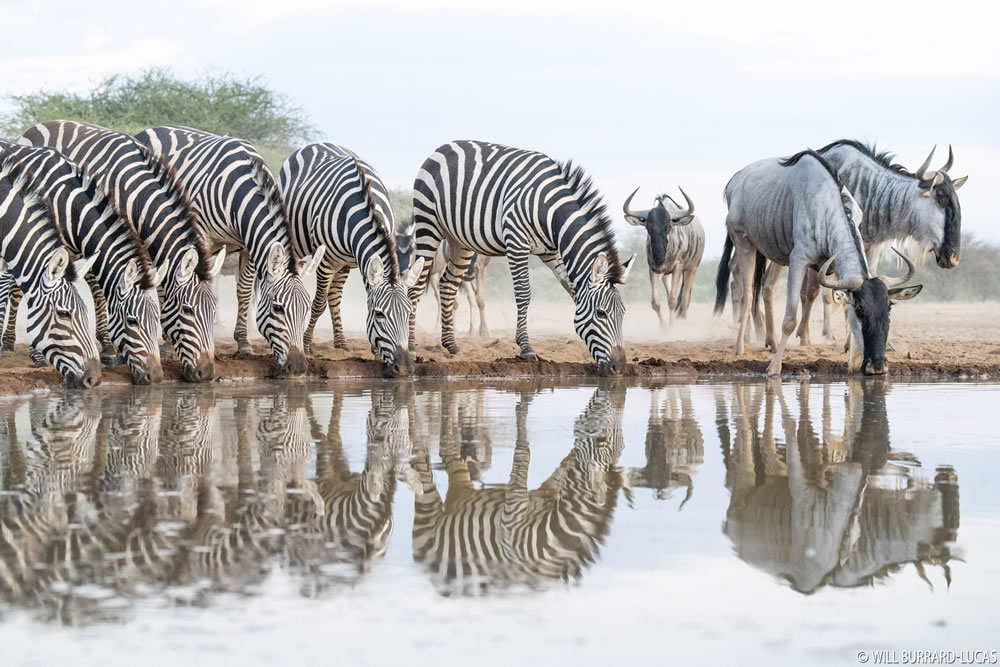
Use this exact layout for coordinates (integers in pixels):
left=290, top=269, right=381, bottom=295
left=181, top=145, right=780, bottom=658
left=0, top=378, right=997, bottom=666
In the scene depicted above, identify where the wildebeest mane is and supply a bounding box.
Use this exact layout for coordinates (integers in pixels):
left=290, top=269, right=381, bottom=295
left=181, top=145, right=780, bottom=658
left=780, top=149, right=843, bottom=184
left=818, top=139, right=915, bottom=177
left=557, top=160, right=623, bottom=284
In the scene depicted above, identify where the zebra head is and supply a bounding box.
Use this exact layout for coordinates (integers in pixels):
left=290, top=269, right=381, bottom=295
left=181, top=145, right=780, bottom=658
left=163, top=245, right=224, bottom=382
left=256, top=241, right=325, bottom=377
left=108, top=259, right=167, bottom=385
left=365, top=254, right=425, bottom=377
left=21, top=249, right=102, bottom=388
left=574, top=252, right=635, bottom=376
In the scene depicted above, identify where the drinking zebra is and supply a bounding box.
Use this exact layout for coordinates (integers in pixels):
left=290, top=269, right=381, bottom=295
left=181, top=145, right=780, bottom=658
left=0, top=141, right=165, bottom=384
left=21, top=121, right=225, bottom=383
left=0, top=157, right=101, bottom=388
left=410, top=385, right=628, bottom=594
left=136, top=126, right=325, bottom=376
left=278, top=143, right=423, bottom=376
left=410, top=141, right=635, bottom=375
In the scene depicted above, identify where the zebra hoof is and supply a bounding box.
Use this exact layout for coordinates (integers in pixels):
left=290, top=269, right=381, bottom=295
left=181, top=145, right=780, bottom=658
left=334, top=341, right=348, bottom=351
left=520, top=350, right=537, bottom=361
left=32, top=358, right=47, bottom=369
left=444, top=343, right=460, bottom=356
left=234, top=344, right=253, bottom=360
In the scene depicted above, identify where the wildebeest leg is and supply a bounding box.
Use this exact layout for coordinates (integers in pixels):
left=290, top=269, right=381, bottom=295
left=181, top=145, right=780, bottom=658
left=460, top=281, right=477, bottom=335
left=649, top=270, right=666, bottom=328
left=304, top=260, right=334, bottom=356
left=767, top=255, right=806, bottom=377
left=796, top=269, right=821, bottom=346
left=507, top=248, right=536, bottom=360
left=762, top=263, right=785, bottom=352
left=733, top=242, right=757, bottom=356
left=667, top=271, right=682, bottom=326
left=234, top=251, right=255, bottom=357
left=474, top=261, right=490, bottom=337
left=327, top=265, right=352, bottom=350
left=678, top=265, right=697, bottom=319
left=821, top=288, right=836, bottom=340
left=439, top=245, right=476, bottom=355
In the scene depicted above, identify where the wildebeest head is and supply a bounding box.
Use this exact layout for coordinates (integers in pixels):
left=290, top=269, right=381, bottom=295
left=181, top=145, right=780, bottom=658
left=912, top=145, right=967, bottom=269
left=623, top=187, right=695, bottom=271
left=818, top=248, right=922, bottom=376
left=394, top=219, right=415, bottom=274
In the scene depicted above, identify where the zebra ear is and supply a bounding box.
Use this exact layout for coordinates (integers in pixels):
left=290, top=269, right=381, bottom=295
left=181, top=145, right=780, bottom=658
left=265, top=242, right=288, bottom=281
left=403, top=256, right=425, bottom=289
left=620, top=254, right=636, bottom=284
left=590, top=252, right=610, bottom=285
left=366, top=254, right=386, bottom=289
left=72, top=254, right=98, bottom=280
left=45, top=248, right=71, bottom=285
left=151, top=261, right=169, bottom=289
left=176, top=245, right=199, bottom=284
left=298, top=245, right=326, bottom=278
left=120, top=259, right=140, bottom=295
left=209, top=247, right=226, bottom=277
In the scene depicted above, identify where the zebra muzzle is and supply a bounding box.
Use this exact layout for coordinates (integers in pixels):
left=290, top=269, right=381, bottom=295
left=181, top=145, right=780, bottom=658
left=133, top=357, right=164, bottom=385
left=281, top=347, right=309, bottom=377
left=386, top=347, right=414, bottom=378
left=598, top=345, right=626, bottom=376
left=66, top=358, right=103, bottom=389
left=183, top=351, right=216, bottom=382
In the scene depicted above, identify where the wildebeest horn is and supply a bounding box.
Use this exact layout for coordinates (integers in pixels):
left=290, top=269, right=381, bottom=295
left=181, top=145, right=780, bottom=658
left=816, top=255, right=863, bottom=291
left=880, top=248, right=916, bottom=288
left=915, top=145, right=936, bottom=181
left=941, top=145, right=954, bottom=173
left=670, top=187, right=695, bottom=224
left=623, top=187, right=650, bottom=226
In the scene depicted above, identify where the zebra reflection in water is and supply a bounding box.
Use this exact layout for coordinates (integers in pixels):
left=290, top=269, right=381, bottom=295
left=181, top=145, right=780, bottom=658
left=410, top=384, right=630, bottom=595
left=719, top=381, right=960, bottom=594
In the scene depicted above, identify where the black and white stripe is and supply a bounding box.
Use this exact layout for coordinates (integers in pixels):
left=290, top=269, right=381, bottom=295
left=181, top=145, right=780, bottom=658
left=410, top=141, right=635, bottom=375
left=280, top=143, right=422, bottom=376
left=0, top=141, right=165, bottom=384
left=0, top=158, right=101, bottom=387
left=137, top=126, right=324, bottom=376
left=20, top=121, right=225, bottom=383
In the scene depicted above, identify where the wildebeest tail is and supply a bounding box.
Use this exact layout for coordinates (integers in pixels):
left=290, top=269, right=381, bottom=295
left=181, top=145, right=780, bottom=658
left=751, top=251, right=766, bottom=317
left=714, top=235, right=734, bottom=316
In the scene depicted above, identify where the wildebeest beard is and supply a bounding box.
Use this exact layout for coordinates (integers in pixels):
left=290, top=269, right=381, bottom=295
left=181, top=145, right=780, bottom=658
left=853, top=278, right=892, bottom=375
left=645, top=206, right=671, bottom=271
left=394, top=233, right=414, bottom=273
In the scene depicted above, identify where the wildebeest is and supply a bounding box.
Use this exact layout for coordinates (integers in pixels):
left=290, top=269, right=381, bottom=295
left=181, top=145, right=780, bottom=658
left=715, top=149, right=922, bottom=376
left=623, top=187, right=702, bottom=327
left=760, top=141, right=967, bottom=349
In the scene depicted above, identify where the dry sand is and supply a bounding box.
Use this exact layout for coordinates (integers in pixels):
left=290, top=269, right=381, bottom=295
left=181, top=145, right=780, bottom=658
left=1, top=286, right=998, bottom=396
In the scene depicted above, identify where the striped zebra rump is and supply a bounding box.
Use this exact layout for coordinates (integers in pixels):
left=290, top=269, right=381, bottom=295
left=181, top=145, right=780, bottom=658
left=20, top=120, right=224, bottom=383
left=137, top=126, right=325, bottom=375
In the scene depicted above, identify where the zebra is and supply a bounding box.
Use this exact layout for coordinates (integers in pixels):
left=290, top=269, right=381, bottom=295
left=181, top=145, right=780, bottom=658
left=21, top=121, right=226, bottom=383
left=0, top=141, right=166, bottom=384
left=410, top=384, right=629, bottom=594
left=409, top=141, right=635, bottom=375
left=278, top=143, right=424, bottom=376
left=0, top=158, right=101, bottom=388
left=136, top=126, right=325, bottom=376
left=622, top=187, right=703, bottom=326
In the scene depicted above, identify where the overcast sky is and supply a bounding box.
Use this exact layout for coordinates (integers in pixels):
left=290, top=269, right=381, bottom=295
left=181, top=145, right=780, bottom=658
left=2, top=0, right=996, bottom=255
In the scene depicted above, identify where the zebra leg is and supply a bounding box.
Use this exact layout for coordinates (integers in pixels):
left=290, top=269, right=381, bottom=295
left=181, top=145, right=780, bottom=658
left=326, top=265, right=351, bottom=350
left=761, top=262, right=785, bottom=352
left=304, top=260, right=335, bottom=356
left=86, top=273, right=120, bottom=367
left=234, top=251, right=255, bottom=357
left=1, top=278, right=21, bottom=353
left=439, top=247, right=476, bottom=355
left=649, top=270, right=666, bottom=328
left=508, top=250, right=536, bottom=360
left=796, top=269, right=821, bottom=346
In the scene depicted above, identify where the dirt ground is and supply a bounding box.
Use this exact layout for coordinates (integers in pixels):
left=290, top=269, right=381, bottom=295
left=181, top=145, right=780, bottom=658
left=1, top=298, right=998, bottom=396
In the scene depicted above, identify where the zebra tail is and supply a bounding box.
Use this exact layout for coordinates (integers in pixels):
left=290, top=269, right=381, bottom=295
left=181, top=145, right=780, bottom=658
left=713, top=235, right=734, bottom=316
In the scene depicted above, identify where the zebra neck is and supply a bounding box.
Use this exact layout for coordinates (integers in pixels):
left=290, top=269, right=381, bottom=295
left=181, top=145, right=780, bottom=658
left=831, top=151, right=923, bottom=245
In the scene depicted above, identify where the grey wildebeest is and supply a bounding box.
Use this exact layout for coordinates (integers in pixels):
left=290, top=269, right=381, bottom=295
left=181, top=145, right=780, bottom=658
left=714, top=149, right=923, bottom=376
left=396, top=222, right=491, bottom=337
left=623, top=187, right=702, bottom=327
left=761, top=141, right=966, bottom=349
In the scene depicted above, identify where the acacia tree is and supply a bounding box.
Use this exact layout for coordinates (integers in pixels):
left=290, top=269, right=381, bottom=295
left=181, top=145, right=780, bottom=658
left=1, top=68, right=315, bottom=170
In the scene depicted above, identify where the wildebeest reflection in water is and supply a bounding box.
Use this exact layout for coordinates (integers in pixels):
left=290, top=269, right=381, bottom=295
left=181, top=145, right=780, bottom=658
left=0, top=385, right=416, bottom=623
left=719, top=380, right=960, bottom=594
left=410, top=384, right=630, bottom=595
left=626, top=386, right=704, bottom=506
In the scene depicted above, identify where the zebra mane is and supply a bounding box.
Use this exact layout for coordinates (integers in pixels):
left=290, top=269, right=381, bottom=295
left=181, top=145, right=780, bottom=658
left=352, top=157, right=400, bottom=280
left=0, top=155, right=77, bottom=283
left=247, top=154, right=297, bottom=275
left=818, top=139, right=915, bottom=177
left=557, top=160, right=624, bottom=284
left=134, top=142, right=214, bottom=281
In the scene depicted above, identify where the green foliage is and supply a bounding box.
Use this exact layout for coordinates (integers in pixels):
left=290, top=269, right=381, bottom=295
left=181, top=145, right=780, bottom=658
left=1, top=68, right=315, bottom=158
left=387, top=188, right=413, bottom=229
